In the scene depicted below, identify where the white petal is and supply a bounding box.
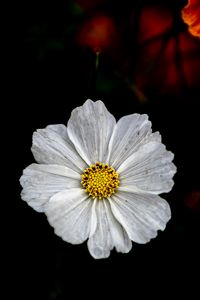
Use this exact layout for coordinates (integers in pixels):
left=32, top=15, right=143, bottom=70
left=107, top=114, right=153, bottom=168
left=46, top=124, right=69, bottom=139
left=87, top=200, right=113, bottom=259
left=87, top=200, right=132, bottom=259
left=110, top=191, right=171, bottom=244
left=31, top=124, right=87, bottom=173
left=46, top=188, right=96, bottom=244
left=118, top=141, right=176, bottom=194
left=104, top=200, right=132, bottom=254
left=20, top=164, right=80, bottom=212
left=67, top=99, right=116, bottom=165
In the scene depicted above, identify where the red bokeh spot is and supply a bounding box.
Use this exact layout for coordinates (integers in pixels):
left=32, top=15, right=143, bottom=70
left=184, top=191, right=200, bottom=212
left=182, top=0, right=200, bottom=38
left=76, top=14, right=117, bottom=53
left=75, top=0, right=106, bottom=11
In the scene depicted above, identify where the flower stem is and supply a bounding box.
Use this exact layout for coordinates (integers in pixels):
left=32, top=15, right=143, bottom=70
left=95, top=51, right=100, bottom=70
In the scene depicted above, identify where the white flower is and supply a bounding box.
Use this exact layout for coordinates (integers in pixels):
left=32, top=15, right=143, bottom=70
left=20, top=99, right=176, bottom=259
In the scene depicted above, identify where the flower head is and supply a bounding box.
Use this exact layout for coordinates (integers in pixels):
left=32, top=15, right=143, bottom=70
left=76, top=14, right=117, bottom=53
left=20, top=100, right=176, bottom=259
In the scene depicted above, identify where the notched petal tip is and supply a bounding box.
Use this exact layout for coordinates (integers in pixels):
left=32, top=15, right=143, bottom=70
left=87, top=243, right=111, bottom=259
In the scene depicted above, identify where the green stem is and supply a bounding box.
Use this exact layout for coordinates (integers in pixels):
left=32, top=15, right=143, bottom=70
left=95, top=51, right=100, bottom=70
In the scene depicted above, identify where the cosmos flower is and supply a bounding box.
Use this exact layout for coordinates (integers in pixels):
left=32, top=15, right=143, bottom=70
left=20, top=100, right=176, bottom=259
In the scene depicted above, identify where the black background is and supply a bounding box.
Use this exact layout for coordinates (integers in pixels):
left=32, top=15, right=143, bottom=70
left=11, top=0, right=200, bottom=298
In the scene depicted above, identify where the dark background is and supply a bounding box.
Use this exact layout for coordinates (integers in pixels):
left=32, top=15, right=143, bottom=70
left=12, top=0, right=200, bottom=298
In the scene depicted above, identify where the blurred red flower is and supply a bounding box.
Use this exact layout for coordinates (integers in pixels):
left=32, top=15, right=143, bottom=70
left=132, top=6, right=200, bottom=94
left=76, top=14, right=117, bottom=53
left=182, top=0, right=200, bottom=38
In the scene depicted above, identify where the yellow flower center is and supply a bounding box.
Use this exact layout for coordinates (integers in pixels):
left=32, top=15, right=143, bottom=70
left=81, top=162, right=120, bottom=199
